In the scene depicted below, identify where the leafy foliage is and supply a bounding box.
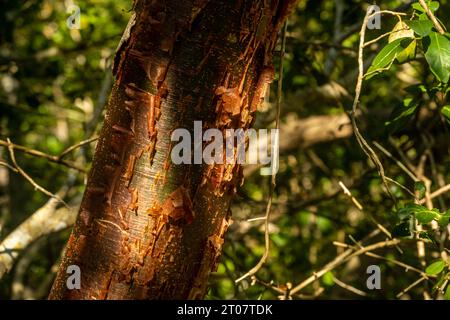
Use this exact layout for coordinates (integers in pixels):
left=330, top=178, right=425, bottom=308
left=0, top=0, right=449, bottom=300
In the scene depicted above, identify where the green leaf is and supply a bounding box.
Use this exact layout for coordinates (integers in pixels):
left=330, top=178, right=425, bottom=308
left=322, top=271, right=335, bottom=286
left=405, top=20, right=434, bottom=37
left=389, top=21, right=414, bottom=43
left=414, top=181, right=426, bottom=200
left=416, top=209, right=439, bottom=224
left=412, top=1, right=440, bottom=13
left=424, top=32, right=450, bottom=83
left=438, top=214, right=450, bottom=228
left=442, top=105, right=450, bottom=124
left=438, top=211, right=450, bottom=228
left=396, top=203, right=420, bottom=220
left=404, top=84, right=427, bottom=95
left=385, top=97, right=420, bottom=133
left=366, top=38, right=405, bottom=79
left=396, top=39, right=417, bottom=63
left=425, top=260, right=446, bottom=275
left=395, top=203, right=441, bottom=225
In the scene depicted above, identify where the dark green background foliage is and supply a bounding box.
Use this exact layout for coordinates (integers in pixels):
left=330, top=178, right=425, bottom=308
left=0, top=0, right=449, bottom=299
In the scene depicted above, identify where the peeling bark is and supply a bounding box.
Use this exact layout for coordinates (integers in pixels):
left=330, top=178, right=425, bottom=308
left=49, top=0, right=297, bottom=300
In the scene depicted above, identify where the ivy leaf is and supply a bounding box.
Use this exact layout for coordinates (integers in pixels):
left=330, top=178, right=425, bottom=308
left=412, top=1, right=440, bottom=13
left=425, top=260, right=446, bottom=275
left=442, top=105, right=450, bottom=124
left=414, top=181, right=426, bottom=200
left=424, top=32, right=450, bottom=83
left=405, top=20, right=434, bottom=37
left=366, top=38, right=405, bottom=79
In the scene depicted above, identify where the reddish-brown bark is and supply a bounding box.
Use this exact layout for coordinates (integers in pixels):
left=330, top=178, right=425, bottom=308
left=49, top=0, right=296, bottom=300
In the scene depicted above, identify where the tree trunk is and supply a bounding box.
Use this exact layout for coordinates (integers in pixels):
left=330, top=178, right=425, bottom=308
left=49, top=0, right=296, bottom=300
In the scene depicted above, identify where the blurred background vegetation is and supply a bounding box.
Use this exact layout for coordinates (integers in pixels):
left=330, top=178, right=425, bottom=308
left=0, top=0, right=449, bottom=299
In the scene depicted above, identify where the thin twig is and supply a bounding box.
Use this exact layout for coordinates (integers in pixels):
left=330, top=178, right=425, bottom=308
left=6, top=138, right=67, bottom=206
left=338, top=181, right=363, bottom=210
left=247, top=216, right=267, bottom=222
left=418, top=0, right=445, bottom=34
left=363, top=251, right=430, bottom=278
left=396, top=276, right=427, bottom=298
left=58, top=136, right=98, bottom=160
left=0, top=139, right=86, bottom=173
left=337, top=239, right=429, bottom=278
left=350, top=8, right=397, bottom=206
left=385, top=177, right=416, bottom=198
left=420, top=184, right=450, bottom=204
left=290, top=236, right=400, bottom=295
left=388, top=136, right=417, bottom=174
left=332, top=276, right=368, bottom=297
left=235, top=21, right=287, bottom=284
left=339, top=181, right=392, bottom=239
left=373, top=141, right=418, bottom=181
left=0, top=161, right=18, bottom=173
left=363, top=27, right=408, bottom=48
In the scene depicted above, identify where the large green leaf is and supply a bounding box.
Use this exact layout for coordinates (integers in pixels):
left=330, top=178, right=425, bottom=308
left=405, top=20, right=434, bottom=37
left=424, top=32, right=450, bottom=83
left=425, top=260, right=446, bottom=275
left=366, top=38, right=405, bottom=78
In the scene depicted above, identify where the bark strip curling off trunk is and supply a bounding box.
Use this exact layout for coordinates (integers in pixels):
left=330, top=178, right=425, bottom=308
left=49, top=0, right=296, bottom=300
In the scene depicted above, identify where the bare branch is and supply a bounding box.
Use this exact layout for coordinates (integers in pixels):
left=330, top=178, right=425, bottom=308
left=332, top=276, right=368, bottom=297
left=6, top=138, right=67, bottom=206
left=0, top=139, right=86, bottom=173
left=0, top=198, right=78, bottom=279
left=289, top=232, right=401, bottom=295
left=57, top=136, right=98, bottom=160
left=418, top=0, right=445, bottom=34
